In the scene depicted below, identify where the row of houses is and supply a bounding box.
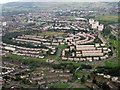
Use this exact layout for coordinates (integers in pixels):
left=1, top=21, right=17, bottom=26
left=86, top=76, right=118, bottom=90
left=15, top=32, right=96, bottom=47
left=15, top=37, right=65, bottom=46
left=61, top=44, right=111, bottom=61
left=36, top=77, right=70, bottom=85
left=13, top=32, right=97, bottom=50
left=3, top=42, right=58, bottom=59
left=95, top=77, right=118, bottom=90
left=12, top=52, right=44, bottom=59
left=61, top=55, right=109, bottom=62
left=97, top=73, right=120, bottom=83
left=0, top=50, right=9, bottom=56
left=27, top=67, right=72, bottom=85
left=32, top=67, right=70, bottom=75
left=65, top=32, right=95, bottom=45
left=1, top=67, right=14, bottom=75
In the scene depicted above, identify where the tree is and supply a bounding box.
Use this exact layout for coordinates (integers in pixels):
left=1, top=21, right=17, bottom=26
left=102, top=83, right=110, bottom=89
left=92, top=79, right=96, bottom=84
left=87, top=75, right=91, bottom=79
left=81, top=75, right=85, bottom=83
left=102, top=26, right=111, bottom=35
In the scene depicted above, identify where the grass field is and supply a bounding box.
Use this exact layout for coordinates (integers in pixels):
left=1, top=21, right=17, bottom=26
left=57, top=45, right=67, bottom=49
left=104, top=57, right=119, bottom=67
left=95, top=15, right=118, bottom=22
left=7, top=55, right=46, bottom=63
left=107, top=39, right=119, bottom=57
left=75, top=71, right=84, bottom=75
left=45, top=55, right=56, bottom=59
left=8, top=55, right=23, bottom=59
left=102, top=30, right=119, bottom=68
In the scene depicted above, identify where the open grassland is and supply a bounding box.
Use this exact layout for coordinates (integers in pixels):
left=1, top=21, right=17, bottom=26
left=95, top=15, right=118, bottom=22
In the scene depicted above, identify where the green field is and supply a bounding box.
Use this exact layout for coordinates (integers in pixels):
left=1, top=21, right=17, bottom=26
left=104, top=37, right=119, bottom=67
left=76, top=71, right=84, bottom=74
left=6, top=55, right=46, bottom=63
left=57, top=45, right=67, bottom=49
left=95, top=15, right=118, bottom=22
left=104, top=57, right=119, bottom=67
left=45, top=55, right=56, bottom=59
left=107, top=39, right=119, bottom=57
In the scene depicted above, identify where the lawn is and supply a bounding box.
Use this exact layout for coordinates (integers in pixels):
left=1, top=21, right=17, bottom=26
left=56, top=57, right=62, bottom=61
left=103, top=35, right=119, bottom=68
left=107, top=39, right=118, bottom=47
left=59, top=62, right=83, bottom=67
left=25, top=58, right=46, bottom=63
left=107, top=39, right=120, bottom=57
left=95, top=15, right=118, bottom=22
left=57, top=45, right=67, bottom=49
left=45, top=55, right=57, bottom=59
left=7, top=55, right=23, bottom=59
left=7, top=55, right=46, bottom=63
left=104, top=58, right=119, bottom=67
left=75, top=71, right=84, bottom=75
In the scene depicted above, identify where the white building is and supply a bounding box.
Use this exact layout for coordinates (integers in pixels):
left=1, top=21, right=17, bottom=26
left=95, top=21, right=99, bottom=26
left=82, top=52, right=103, bottom=56
left=89, top=19, right=94, bottom=24
left=2, top=22, right=7, bottom=26
left=4, top=46, right=16, bottom=51
left=98, top=24, right=104, bottom=31
left=92, top=23, right=98, bottom=29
